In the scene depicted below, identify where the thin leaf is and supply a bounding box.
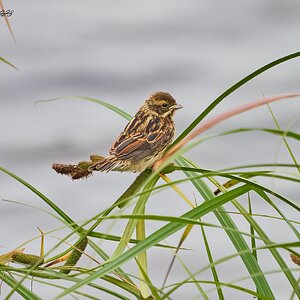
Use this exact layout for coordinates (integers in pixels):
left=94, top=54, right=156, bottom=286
left=0, top=166, right=79, bottom=231
left=166, top=279, right=273, bottom=300
left=159, top=173, right=195, bottom=208
left=254, top=189, right=300, bottom=241
left=0, top=272, right=41, bottom=300
left=248, top=194, right=257, bottom=261
left=267, top=104, right=300, bottom=173
left=220, top=127, right=300, bottom=141
left=0, top=56, right=18, bottom=70
left=201, top=222, right=225, bottom=299
left=35, top=96, right=132, bottom=121
left=161, top=224, right=194, bottom=289
left=174, top=51, right=300, bottom=145
left=178, top=157, right=275, bottom=299
left=54, top=185, right=252, bottom=299
left=231, top=195, right=300, bottom=298
left=163, top=243, right=299, bottom=298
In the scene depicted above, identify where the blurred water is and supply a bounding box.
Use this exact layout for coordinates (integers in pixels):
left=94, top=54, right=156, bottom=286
left=1, top=1, right=300, bottom=299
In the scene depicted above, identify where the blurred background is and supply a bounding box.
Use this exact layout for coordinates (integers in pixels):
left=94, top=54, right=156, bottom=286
left=1, top=1, right=300, bottom=299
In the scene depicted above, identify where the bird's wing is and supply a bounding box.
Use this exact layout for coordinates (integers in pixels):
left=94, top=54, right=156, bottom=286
left=110, top=124, right=174, bottom=161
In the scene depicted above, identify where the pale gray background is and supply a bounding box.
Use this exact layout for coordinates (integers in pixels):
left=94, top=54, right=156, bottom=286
left=1, top=1, right=300, bottom=299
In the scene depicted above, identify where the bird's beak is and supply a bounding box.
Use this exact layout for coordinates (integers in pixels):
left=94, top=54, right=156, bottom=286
left=173, top=103, right=183, bottom=110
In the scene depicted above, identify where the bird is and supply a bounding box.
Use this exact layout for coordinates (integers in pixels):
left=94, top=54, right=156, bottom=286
left=88, top=91, right=182, bottom=173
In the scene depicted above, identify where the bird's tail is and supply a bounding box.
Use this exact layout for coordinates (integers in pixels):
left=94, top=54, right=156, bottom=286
left=88, top=156, right=122, bottom=173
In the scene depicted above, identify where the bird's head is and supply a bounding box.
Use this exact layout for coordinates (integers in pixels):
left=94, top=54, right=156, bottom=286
left=144, top=91, right=183, bottom=117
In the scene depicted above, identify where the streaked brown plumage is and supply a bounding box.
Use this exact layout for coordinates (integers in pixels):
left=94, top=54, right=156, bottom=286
left=89, top=91, right=182, bottom=173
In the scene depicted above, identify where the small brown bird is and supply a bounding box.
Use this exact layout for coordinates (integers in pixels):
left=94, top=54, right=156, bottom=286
left=89, top=91, right=182, bottom=173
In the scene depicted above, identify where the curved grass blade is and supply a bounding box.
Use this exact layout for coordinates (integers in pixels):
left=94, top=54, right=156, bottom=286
left=54, top=185, right=252, bottom=299
left=219, top=210, right=300, bottom=227
left=143, top=166, right=300, bottom=214
left=0, top=166, right=79, bottom=231
left=254, top=189, right=300, bottom=240
left=177, top=157, right=275, bottom=299
left=2, top=266, right=140, bottom=299
left=87, top=230, right=178, bottom=250
left=99, top=214, right=272, bottom=242
left=165, top=279, right=274, bottom=300
left=183, top=159, right=300, bottom=297
left=214, top=170, right=300, bottom=196
left=0, top=272, right=41, bottom=300
left=220, top=127, right=300, bottom=141
left=220, top=163, right=300, bottom=172
left=15, top=274, right=132, bottom=300
left=202, top=171, right=300, bottom=213
left=171, top=280, right=272, bottom=300
left=174, top=51, right=300, bottom=145
left=35, top=96, right=132, bottom=121
left=87, top=239, right=137, bottom=290
left=230, top=194, right=300, bottom=298
left=168, top=165, right=300, bottom=216
left=163, top=242, right=300, bottom=298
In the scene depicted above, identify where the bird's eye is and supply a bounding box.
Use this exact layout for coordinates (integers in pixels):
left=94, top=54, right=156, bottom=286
left=162, top=103, right=168, bottom=108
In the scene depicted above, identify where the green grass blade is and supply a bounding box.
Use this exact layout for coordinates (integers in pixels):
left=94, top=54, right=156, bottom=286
left=248, top=194, right=257, bottom=262
left=2, top=265, right=140, bottom=299
left=0, top=166, right=79, bottom=231
left=162, top=243, right=299, bottom=298
left=166, top=279, right=274, bottom=300
left=170, top=253, right=210, bottom=300
left=230, top=197, right=300, bottom=298
left=87, top=230, right=179, bottom=250
left=255, top=190, right=300, bottom=240
left=18, top=274, right=132, bottom=300
left=36, top=96, right=132, bottom=121
left=72, top=96, right=132, bottom=120
left=220, top=163, right=300, bottom=171
left=174, top=51, right=300, bottom=144
left=0, top=272, right=42, bottom=300
left=88, top=239, right=137, bottom=289
left=186, top=157, right=300, bottom=297
left=167, top=165, right=300, bottom=213
left=101, top=214, right=267, bottom=242
left=267, top=104, right=300, bottom=173
left=54, top=185, right=252, bottom=299
left=201, top=222, right=225, bottom=299
left=220, top=127, right=300, bottom=141
left=0, top=56, right=18, bottom=70
left=177, top=157, right=275, bottom=299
